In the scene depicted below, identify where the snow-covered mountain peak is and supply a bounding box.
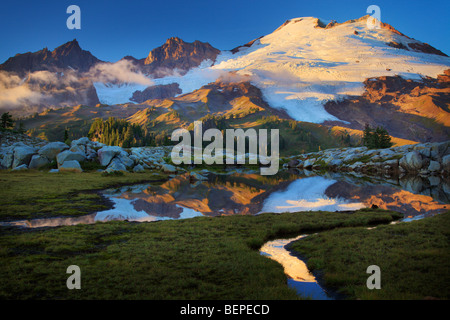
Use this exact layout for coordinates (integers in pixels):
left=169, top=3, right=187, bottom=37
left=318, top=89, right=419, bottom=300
left=203, top=16, right=450, bottom=122
left=95, top=15, right=450, bottom=123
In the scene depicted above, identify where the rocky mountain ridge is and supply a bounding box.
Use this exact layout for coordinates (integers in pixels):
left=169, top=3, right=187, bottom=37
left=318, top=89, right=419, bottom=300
left=142, top=37, right=220, bottom=76
left=0, top=39, right=102, bottom=75
left=1, top=15, right=449, bottom=151
left=323, top=69, right=450, bottom=142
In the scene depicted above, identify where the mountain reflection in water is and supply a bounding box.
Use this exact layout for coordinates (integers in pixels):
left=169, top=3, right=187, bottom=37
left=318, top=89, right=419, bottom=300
left=1, top=171, right=448, bottom=228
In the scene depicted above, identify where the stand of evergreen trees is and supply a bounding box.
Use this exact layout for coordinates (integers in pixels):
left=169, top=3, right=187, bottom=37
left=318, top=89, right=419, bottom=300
left=362, top=124, right=392, bottom=149
left=88, top=117, right=170, bottom=147
left=1, top=112, right=26, bottom=133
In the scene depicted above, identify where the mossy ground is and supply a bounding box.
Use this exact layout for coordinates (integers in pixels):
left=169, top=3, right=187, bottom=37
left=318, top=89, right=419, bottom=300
left=0, top=170, right=167, bottom=220
left=290, top=212, right=450, bottom=300
left=0, top=209, right=400, bottom=299
left=0, top=170, right=447, bottom=300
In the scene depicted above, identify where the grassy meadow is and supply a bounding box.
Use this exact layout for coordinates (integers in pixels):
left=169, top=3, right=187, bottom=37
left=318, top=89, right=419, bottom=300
left=0, top=169, right=448, bottom=300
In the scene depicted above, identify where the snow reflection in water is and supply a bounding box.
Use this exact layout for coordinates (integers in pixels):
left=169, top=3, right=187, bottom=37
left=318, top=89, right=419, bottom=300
left=1, top=172, right=448, bottom=228
left=1, top=171, right=448, bottom=300
left=259, top=176, right=365, bottom=213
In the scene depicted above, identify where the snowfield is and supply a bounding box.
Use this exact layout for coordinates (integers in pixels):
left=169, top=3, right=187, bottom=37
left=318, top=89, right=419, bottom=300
left=94, top=197, right=203, bottom=222
left=94, top=82, right=148, bottom=105
left=96, top=16, right=450, bottom=123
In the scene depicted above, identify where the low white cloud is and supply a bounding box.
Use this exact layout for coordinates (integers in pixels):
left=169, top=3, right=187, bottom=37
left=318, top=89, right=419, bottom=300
left=0, top=59, right=155, bottom=113
left=0, top=71, right=47, bottom=110
left=88, top=60, right=154, bottom=86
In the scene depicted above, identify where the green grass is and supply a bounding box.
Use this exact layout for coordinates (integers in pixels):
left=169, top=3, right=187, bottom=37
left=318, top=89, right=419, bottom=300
left=0, top=170, right=167, bottom=220
left=290, top=212, right=450, bottom=300
left=0, top=209, right=402, bottom=299
left=0, top=170, right=446, bottom=300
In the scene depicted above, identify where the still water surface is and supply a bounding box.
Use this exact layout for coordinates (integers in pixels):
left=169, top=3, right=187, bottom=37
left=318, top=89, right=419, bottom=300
left=2, top=171, right=447, bottom=228
left=1, top=170, right=447, bottom=299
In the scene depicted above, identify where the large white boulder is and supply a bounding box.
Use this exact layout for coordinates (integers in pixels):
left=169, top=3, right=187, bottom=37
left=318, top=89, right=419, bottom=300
left=57, top=150, right=86, bottom=167
left=38, top=142, right=69, bottom=161
left=71, top=137, right=91, bottom=147
left=133, top=164, right=145, bottom=173
left=59, top=160, right=83, bottom=173
left=399, top=151, right=423, bottom=172
left=13, top=145, right=36, bottom=169
left=105, top=158, right=127, bottom=172
left=12, top=164, right=28, bottom=171
left=98, top=146, right=123, bottom=166
left=161, top=164, right=177, bottom=173
left=29, top=154, right=50, bottom=169
left=116, top=151, right=134, bottom=168
left=0, top=151, right=13, bottom=168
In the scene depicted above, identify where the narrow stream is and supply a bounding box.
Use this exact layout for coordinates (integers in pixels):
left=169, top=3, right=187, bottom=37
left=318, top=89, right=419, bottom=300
left=259, top=218, right=414, bottom=300
left=259, top=235, right=333, bottom=300
left=1, top=171, right=447, bottom=299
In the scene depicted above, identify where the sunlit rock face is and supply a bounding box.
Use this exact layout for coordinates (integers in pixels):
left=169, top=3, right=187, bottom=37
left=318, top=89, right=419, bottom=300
left=143, top=37, right=221, bottom=76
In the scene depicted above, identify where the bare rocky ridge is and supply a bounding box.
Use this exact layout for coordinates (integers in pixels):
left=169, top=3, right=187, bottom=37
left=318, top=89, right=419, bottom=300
left=142, top=37, right=220, bottom=77
left=130, top=83, right=182, bottom=103
left=114, top=37, right=222, bottom=78
left=0, top=39, right=102, bottom=75
left=126, top=80, right=291, bottom=128
left=324, top=70, right=450, bottom=143
left=0, top=37, right=221, bottom=115
left=0, top=39, right=102, bottom=115
left=231, top=36, right=263, bottom=54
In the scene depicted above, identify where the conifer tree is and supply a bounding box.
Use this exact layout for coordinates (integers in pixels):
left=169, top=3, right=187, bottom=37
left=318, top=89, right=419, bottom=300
left=1, top=112, right=14, bottom=129
left=363, top=124, right=392, bottom=149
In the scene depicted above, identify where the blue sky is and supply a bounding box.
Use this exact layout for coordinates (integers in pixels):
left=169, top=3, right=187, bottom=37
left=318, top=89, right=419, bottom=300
left=1, top=0, right=449, bottom=63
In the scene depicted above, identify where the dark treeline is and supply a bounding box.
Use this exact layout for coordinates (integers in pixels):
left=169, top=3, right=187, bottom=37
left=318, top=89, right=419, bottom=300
left=88, top=117, right=170, bottom=147
left=362, top=124, right=392, bottom=149
left=1, top=112, right=26, bottom=133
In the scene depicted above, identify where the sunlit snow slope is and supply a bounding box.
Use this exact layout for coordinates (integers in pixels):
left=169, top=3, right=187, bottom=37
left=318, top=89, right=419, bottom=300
left=102, top=16, right=450, bottom=123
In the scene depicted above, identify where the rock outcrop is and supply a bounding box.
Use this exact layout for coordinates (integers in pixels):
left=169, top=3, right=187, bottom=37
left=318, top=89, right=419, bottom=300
left=130, top=83, right=182, bottom=103
left=143, top=37, right=220, bottom=76
left=12, top=145, right=36, bottom=169
left=0, top=39, right=101, bottom=75
left=2, top=133, right=449, bottom=181
left=29, top=154, right=50, bottom=169
left=0, top=134, right=174, bottom=173
left=285, top=141, right=450, bottom=178
left=59, top=160, right=83, bottom=173
left=38, top=142, right=70, bottom=161
left=56, top=150, right=86, bottom=167
left=324, top=70, right=450, bottom=143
